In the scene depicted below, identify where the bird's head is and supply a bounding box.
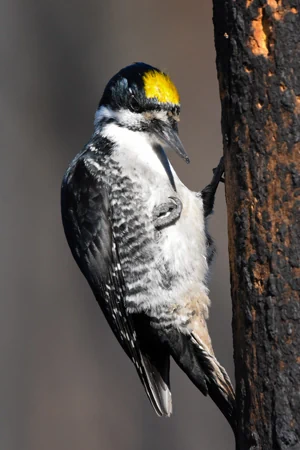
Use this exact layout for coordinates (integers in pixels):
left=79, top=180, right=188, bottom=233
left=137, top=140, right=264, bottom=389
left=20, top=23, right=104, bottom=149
left=94, top=62, right=189, bottom=163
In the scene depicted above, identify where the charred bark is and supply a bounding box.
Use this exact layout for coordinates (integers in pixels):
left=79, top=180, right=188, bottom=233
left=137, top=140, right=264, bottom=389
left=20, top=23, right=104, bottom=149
left=212, top=1, right=300, bottom=449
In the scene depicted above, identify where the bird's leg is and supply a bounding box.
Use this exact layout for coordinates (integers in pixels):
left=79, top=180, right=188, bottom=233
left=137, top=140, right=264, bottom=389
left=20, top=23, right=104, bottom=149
left=200, top=156, right=225, bottom=218
left=153, top=196, right=183, bottom=231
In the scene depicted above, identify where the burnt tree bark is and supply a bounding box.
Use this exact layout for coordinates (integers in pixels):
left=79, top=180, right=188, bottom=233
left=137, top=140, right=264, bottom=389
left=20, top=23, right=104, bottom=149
left=212, top=1, right=300, bottom=449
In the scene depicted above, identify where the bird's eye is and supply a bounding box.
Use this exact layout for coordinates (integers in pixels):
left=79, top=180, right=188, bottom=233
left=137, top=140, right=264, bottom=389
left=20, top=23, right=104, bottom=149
left=129, top=95, right=140, bottom=112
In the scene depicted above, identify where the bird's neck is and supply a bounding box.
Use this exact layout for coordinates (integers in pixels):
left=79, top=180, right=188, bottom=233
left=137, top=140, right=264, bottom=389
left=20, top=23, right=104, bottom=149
left=99, top=121, right=176, bottom=182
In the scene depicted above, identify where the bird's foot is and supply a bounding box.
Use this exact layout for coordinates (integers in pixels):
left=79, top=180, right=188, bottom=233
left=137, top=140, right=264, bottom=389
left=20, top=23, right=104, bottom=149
left=200, top=156, right=225, bottom=218
left=153, top=197, right=183, bottom=231
left=212, top=156, right=225, bottom=183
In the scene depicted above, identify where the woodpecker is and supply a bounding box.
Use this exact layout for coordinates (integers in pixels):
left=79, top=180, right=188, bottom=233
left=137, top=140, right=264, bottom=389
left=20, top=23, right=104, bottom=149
left=61, top=63, right=236, bottom=431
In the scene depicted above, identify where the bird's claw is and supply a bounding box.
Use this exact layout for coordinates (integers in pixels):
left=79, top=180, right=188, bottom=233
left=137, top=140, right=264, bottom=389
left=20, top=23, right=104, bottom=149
left=153, top=197, right=183, bottom=231
left=212, top=169, right=225, bottom=183
left=212, top=156, right=225, bottom=183
left=200, top=156, right=225, bottom=218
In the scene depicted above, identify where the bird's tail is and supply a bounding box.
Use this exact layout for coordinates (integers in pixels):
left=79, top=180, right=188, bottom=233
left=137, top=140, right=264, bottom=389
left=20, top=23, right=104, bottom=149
left=190, top=332, right=236, bottom=431
left=131, top=313, right=172, bottom=417
left=138, top=350, right=172, bottom=417
left=164, top=328, right=236, bottom=432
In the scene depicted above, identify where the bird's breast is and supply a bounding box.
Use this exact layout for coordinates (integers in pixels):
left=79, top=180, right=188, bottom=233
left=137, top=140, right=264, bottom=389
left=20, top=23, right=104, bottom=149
left=110, top=134, right=209, bottom=313
left=156, top=186, right=208, bottom=282
left=114, top=167, right=208, bottom=313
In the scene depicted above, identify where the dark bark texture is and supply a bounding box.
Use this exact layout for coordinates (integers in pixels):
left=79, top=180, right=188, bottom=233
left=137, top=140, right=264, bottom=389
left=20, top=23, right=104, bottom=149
left=212, top=1, right=300, bottom=449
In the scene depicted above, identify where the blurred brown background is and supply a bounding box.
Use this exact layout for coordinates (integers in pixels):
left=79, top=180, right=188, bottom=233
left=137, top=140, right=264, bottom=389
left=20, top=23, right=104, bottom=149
left=0, top=1, right=234, bottom=449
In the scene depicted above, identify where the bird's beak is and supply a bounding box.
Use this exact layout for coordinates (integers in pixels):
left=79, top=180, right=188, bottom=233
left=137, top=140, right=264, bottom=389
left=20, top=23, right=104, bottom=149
left=155, top=126, right=190, bottom=164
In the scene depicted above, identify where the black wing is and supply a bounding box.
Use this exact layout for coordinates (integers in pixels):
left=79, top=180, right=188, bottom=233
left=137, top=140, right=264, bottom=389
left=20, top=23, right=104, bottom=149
left=61, top=155, right=171, bottom=416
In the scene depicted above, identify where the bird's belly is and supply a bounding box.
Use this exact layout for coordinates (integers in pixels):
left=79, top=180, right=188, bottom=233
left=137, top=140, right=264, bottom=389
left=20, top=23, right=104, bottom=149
left=140, top=175, right=208, bottom=276
left=156, top=186, right=208, bottom=288
left=125, top=176, right=209, bottom=315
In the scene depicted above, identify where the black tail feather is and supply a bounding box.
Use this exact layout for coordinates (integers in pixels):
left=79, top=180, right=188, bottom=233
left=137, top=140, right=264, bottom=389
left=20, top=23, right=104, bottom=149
left=160, top=328, right=236, bottom=432
left=133, top=313, right=172, bottom=417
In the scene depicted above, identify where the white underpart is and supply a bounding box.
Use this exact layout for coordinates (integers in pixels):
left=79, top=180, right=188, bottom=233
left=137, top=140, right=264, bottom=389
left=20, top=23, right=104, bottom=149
left=97, top=108, right=209, bottom=326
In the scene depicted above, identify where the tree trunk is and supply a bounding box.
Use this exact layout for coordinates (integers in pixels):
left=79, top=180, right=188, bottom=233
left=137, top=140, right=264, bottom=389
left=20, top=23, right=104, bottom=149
left=212, top=1, right=300, bottom=449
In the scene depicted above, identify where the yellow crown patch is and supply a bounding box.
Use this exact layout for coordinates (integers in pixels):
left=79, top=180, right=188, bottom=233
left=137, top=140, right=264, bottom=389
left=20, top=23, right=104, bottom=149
left=143, top=70, right=180, bottom=105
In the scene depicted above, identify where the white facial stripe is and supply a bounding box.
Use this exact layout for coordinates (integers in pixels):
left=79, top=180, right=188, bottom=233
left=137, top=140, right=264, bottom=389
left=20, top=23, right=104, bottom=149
left=115, top=109, right=144, bottom=127
left=94, top=105, right=169, bottom=130
left=94, top=105, right=144, bottom=129
left=94, top=105, right=112, bottom=124
left=143, top=110, right=168, bottom=122
left=101, top=121, right=149, bottom=148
